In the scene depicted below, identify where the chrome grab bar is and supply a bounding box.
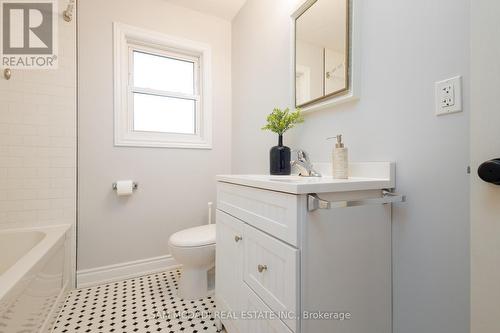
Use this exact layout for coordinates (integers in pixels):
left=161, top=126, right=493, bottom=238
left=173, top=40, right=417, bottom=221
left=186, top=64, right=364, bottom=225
left=307, top=189, right=406, bottom=212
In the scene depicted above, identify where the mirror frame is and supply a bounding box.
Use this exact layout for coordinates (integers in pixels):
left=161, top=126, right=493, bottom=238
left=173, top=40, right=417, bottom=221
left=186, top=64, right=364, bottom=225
left=291, top=0, right=362, bottom=113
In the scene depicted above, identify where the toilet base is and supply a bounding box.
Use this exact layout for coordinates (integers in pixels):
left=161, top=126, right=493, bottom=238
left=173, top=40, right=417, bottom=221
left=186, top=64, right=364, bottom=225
left=178, top=266, right=213, bottom=300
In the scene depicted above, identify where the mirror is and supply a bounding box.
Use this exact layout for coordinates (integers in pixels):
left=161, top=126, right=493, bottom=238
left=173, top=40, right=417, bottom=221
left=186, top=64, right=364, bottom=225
left=294, top=0, right=350, bottom=108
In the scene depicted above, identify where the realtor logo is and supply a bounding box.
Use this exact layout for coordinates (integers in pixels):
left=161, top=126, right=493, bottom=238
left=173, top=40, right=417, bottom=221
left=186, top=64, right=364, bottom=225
left=1, top=0, right=58, bottom=68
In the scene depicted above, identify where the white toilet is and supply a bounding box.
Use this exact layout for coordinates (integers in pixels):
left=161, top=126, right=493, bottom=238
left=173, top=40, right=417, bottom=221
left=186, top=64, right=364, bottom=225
left=168, top=224, right=216, bottom=300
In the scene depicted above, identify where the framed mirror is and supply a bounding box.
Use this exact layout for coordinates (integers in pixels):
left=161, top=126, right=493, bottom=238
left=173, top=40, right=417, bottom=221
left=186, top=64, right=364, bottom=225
left=292, top=0, right=360, bottom=112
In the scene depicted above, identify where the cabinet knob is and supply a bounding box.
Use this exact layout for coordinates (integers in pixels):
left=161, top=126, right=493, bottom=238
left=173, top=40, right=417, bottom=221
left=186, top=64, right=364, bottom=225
left=234, top=235, right=243, bottom=242
left=257, top=264, right=268, bottom=273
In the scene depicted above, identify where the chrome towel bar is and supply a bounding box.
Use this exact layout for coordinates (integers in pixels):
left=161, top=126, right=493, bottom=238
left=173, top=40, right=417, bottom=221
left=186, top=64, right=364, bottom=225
left=307, top=190, right=406, bottom=212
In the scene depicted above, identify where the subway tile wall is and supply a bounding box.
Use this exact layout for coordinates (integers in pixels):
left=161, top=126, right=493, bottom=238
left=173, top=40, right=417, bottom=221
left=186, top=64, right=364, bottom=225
left=0, top=6, right=76, bottom=229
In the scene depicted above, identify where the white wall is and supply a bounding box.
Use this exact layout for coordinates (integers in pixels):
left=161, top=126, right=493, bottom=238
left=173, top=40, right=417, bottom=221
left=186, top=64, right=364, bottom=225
left=232, top=0, right=297, bottom=172
left=0, top=4, right=76, bottom=229
left=232, top=1, right=470, bottom=333
left=470, top=1, right=500, bottom=332
left=78, top=0, right=231, bottom=271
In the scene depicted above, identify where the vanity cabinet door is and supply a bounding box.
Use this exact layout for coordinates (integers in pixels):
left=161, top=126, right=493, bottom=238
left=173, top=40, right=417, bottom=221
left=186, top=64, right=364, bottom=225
left=216, top=210, right=245, bottom=333
left=244, top=224, right=299, bottom=332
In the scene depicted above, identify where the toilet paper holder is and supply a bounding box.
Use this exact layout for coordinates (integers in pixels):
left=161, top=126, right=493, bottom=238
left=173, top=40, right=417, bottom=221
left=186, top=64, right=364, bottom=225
left=112, top=182, right=139, bottom=191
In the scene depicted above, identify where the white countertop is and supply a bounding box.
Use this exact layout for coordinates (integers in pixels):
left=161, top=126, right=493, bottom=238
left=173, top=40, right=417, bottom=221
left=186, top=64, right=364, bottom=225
left=217, top=162, right=396, bottom=194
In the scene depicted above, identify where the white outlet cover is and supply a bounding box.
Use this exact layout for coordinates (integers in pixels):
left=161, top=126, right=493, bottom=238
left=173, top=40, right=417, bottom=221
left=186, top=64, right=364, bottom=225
left=435, top=76, right=462, bottom=116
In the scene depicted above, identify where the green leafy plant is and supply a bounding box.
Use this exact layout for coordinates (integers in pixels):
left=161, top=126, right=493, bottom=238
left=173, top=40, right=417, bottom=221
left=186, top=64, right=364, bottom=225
left=261, top=108, right=304, bottom=135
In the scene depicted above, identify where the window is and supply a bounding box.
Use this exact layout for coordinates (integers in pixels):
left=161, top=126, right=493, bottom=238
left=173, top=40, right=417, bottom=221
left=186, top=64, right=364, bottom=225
left=114, top=23, right=212, bottom=148
left=132, top=50, right=197, bottom=134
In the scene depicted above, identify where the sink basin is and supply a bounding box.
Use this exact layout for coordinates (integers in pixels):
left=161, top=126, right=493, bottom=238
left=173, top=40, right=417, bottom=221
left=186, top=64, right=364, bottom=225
left=266, top=176, right=325, bottom=183
left=229, top=175, right=326, bottom=183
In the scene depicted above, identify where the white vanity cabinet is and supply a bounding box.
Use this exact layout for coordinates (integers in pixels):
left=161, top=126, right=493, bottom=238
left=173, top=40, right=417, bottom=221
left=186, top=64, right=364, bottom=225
left=215, top=163, right=403, bottom=333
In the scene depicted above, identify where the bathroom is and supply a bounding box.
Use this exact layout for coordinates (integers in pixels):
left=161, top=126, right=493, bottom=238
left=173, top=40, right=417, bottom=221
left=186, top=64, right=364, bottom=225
left=0, top=0, right=498, bottom=332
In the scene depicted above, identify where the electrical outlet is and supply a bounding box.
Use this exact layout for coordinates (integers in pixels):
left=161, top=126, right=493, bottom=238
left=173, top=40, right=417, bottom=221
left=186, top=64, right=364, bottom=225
left=435, top=76, right=462, bottom=116
left=440, top=83, right=455, bottom=107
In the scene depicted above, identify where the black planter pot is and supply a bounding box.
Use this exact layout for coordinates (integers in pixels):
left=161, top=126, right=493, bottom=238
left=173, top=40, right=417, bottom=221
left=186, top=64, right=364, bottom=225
left=270, top=134, right=291, bottom=175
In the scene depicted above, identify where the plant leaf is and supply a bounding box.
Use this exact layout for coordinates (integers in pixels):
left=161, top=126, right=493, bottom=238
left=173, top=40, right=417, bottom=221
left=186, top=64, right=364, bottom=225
left=261, top=107, right=304, bottom=135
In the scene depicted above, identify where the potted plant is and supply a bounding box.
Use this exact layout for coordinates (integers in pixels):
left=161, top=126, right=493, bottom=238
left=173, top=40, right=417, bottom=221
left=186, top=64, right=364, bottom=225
left=262, top=107, right=304, bottom=175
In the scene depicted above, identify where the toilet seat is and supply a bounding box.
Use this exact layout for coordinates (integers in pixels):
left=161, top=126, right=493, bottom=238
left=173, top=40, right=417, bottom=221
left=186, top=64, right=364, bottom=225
left=169, top=224, right=216, bottom=247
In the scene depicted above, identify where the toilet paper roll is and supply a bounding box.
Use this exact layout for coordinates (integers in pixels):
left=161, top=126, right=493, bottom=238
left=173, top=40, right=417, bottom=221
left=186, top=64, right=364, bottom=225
left=116, top=180, right=134, bottom=196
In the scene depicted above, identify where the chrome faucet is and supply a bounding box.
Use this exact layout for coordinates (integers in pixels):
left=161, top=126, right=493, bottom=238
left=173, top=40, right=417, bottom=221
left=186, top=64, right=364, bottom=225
left=291, top=150, right=321, bottom=177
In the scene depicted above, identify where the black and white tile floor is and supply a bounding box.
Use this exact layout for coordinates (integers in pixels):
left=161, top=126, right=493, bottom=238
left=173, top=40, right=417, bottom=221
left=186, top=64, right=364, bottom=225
left=52, top=269, right=220, bottom=333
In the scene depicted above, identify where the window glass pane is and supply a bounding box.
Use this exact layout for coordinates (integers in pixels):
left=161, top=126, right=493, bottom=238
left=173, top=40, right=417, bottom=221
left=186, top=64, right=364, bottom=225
left=133, top=51, right=195, bottom=94
left=133, top=93, right=195, bottom=134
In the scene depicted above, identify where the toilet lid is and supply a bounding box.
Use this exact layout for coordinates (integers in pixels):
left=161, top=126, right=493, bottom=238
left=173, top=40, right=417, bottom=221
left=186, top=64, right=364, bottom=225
left=169, top=224, right=216, bottom=247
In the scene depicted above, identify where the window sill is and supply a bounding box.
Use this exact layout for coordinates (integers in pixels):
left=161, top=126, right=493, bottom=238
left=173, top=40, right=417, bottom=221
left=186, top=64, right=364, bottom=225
left=114, top=133, right=212, bottom=149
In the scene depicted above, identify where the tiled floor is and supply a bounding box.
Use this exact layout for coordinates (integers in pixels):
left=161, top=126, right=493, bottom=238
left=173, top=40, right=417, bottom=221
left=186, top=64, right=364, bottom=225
left=52, top=269, right=219, bottom=333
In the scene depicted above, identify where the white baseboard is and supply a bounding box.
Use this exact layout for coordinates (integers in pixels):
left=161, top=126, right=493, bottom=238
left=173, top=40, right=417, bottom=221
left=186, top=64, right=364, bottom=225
left=77, top=255, right=180, bottom=288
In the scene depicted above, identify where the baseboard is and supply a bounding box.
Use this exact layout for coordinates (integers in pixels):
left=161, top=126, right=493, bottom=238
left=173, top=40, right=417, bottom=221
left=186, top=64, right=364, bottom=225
left=77, top=255, right=180, bottom=288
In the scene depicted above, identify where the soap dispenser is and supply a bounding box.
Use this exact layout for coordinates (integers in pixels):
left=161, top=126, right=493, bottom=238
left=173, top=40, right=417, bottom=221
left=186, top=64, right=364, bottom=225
left=329, top=135, right=349, bottom=179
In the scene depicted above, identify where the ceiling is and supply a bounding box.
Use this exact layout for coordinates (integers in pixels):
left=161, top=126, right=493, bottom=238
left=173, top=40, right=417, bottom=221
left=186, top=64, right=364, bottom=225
left=166, top=0, right=248, bottom=20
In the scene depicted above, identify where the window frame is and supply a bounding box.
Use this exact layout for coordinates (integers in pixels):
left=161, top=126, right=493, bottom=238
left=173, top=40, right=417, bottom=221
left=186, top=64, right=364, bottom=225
left=113, top=22, right=212, bottom=149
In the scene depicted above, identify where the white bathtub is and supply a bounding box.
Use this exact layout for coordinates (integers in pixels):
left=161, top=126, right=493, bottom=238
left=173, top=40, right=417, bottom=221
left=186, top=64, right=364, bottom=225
left=0, top=225, right=71, bottom=333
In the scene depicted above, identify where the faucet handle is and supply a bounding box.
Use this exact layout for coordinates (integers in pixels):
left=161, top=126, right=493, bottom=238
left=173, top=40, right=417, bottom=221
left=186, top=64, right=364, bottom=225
left=290, top=149, right=321, bottom=177
left=292, top=149, right=309, bottom=162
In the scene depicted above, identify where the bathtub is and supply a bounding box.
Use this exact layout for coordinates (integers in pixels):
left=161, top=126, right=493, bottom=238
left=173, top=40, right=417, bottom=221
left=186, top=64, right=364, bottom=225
left=0, top=225, right=71, bottom=333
